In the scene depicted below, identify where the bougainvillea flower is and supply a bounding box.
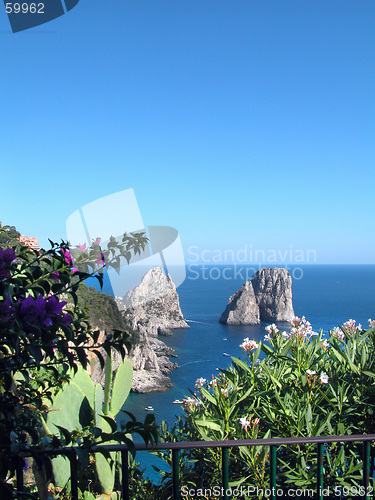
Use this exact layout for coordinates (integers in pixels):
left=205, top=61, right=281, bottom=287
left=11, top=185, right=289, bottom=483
left=92, top=237, right=101, bottom=245
left=45, top=296, right=66, bottom=317
left=19, top=295, right=46, bottom=323
left=0, top=246, right=16, bottom=279
left=62, top=249, right=72, bottom=265
left=58, top=313, right=72, bottom=327
left=0, top=296, right=15, bottom=325
left=75, top=243, right=87, bottom=251
left=50, top=271, right=60, bottom=282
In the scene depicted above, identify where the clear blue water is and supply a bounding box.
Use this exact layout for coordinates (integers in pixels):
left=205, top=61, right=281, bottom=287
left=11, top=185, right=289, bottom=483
left=113, top=264, right=375, bottom=480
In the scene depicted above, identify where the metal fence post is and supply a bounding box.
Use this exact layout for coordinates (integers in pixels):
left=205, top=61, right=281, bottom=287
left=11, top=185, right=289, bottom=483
left=69, top=450, right=79, bottom=500
left=270, top=445, right=277, bottom=500
left=317, top=443, right=324, bottom=500
left=121, top=449, right=129, bottom=500
left=363, top=441, right=371, bottom=500
left=172, top=449, right=181, bottom=500
left=15, top=456, right=24, bottom=496
left=222, top=447, right=229, bottom=500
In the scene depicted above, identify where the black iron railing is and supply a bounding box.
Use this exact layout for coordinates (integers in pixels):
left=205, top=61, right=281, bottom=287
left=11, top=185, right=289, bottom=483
left=15, top=434, right=375, bottom=500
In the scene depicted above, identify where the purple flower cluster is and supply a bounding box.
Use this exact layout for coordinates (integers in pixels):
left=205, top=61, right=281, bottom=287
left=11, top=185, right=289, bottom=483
left=0, top=296, right=15, bottom=326
left=0, top=246, right=16, bottom=279
left=19, top=295, right=72, bottom=330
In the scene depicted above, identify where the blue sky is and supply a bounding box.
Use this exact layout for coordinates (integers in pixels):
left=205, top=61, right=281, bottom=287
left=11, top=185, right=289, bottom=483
left=1, top=0, right=375, bottom=263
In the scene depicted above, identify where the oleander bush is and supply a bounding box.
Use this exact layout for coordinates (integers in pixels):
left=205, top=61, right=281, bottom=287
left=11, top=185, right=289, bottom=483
left=155, top=317, right=375, bottom=499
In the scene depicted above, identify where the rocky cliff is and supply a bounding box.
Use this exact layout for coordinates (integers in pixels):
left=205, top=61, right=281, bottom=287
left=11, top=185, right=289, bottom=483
left=219, top=268, right=294, bottom=325
left=116, top=266, right=189, bottom=392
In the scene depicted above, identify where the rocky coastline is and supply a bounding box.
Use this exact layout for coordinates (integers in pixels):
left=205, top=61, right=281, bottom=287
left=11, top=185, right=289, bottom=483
left=116, top=266, right=189, bottom=393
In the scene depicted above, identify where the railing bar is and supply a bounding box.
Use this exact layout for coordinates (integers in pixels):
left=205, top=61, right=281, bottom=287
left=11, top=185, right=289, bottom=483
left=15, top=456, right=24, bottom=495
left=121, top=449, right=129, bottom=500
left=363, top=441, right=371, bottom=500
left=317, top=442, right=324, bottom=500
left=69, top=450, right=79, bottom=500
left=172, top=448, right=181, bottom=500
left=222, top=447, right=229, bottom=499
left=270, top=445, right=277, bottom=500
left=15, top=433, right=375, bottom=455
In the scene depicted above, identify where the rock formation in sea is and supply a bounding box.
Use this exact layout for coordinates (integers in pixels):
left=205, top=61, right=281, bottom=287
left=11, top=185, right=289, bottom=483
left=116, top=266, right=189, bottom=393
left=219, top=268, right=294, bottom=325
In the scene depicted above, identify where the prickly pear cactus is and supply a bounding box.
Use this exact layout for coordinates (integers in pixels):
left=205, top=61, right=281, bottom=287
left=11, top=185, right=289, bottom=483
left=110, top=359, right=133, bottom=416
left=43, top=357, right=133, bottom=496
left=44, top=374, right=88, bottom=487
left=95, top=358, right=133, bottom=495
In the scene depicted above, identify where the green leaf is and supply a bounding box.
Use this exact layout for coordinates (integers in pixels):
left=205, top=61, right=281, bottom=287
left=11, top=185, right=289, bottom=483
left=195, top=419, right=222, bottom=431
left=54, top=425, right=72, bottom=445
left=98, top=415, right=118, bottom=433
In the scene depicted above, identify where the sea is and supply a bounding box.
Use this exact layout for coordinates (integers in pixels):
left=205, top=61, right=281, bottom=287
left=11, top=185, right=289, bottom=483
left=104, top=264, right=375, bottom=480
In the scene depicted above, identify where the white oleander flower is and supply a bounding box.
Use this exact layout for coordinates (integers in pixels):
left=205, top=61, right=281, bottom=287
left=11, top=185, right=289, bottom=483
left=239, top=417, right=251, bottom=430
left=306, top=370, right=316, bottom=376
left=321, top=338, right=330, bottom=349
left=265, top=323, right=279, bottom=335
left=195, top=377, right=207, bottom=388
left=320, top=372, right=329, bottom=384
left=331, top=326, right=345, bottom=341
left=290, top=316, right=317, bottom=338
left=240, top=338, right=259, bottom=351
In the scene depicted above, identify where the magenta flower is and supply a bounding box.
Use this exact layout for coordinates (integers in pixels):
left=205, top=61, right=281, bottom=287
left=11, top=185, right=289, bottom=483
left=50, top=271, right=60, bottom=282
left=62, top=249, right=72, bottom=265
left=92, top=237, right=101, bottom=245
left=76, top=243, right=87, bottom=251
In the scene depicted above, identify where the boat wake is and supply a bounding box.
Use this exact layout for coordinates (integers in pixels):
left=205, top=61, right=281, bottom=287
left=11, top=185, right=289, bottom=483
left=186, top=319, right=207, bottom=324
left=179, top=360, right=214, bottom=368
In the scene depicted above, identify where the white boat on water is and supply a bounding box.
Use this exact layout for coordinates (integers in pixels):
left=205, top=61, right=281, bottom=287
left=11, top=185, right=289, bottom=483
left=173, top=400, right=183, bottom=404
left=145, top=406, right=154, bottom=411
left=223, top=353, right=230, bottom=357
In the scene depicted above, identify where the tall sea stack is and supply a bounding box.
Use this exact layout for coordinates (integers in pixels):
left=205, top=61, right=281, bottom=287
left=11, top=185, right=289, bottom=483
left=219, top=268, right=294, bottom=325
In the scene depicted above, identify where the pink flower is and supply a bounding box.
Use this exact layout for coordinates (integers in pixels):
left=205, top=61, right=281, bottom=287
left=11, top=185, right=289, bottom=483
left=240, top=338, right=259, bottom=351
left=321, top=338, right=330, bottom=349
left=92, top=237, right=101, bottom=245
left=289, top=316, right=317, bottom=338
left=75, top=243, right=87, bottom=251
left=239, top=417, right=251, bottom=430
left=195, top=378, right=206, bottom=388
left=331, top=326, right=345, bottom=341
left=62, top=249, right=72, bottom=265
left=342, top=319, right=361, bottom=335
